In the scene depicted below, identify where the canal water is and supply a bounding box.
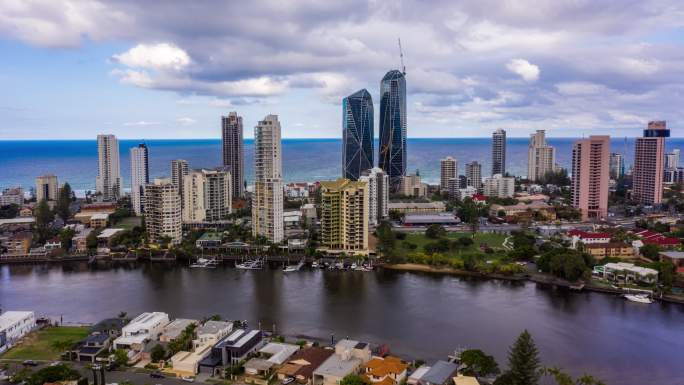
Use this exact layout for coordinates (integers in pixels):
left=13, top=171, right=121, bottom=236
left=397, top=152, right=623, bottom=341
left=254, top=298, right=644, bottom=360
left=2, top=263, right=683, bottom=385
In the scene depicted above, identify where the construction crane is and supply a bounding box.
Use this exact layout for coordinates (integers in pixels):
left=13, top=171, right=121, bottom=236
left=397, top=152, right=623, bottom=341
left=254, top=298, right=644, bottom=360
left=398, top=38, right=406, bottom=75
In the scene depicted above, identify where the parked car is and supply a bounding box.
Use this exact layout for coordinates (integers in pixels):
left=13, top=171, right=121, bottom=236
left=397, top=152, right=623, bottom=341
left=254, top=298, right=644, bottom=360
left=150, top=372, right=164, bottom=379
left=181, top=376, right=195, bottom=383
left=282, top=377, right=295, bottom=385
left=22, top=360, right=38, bottom=367
left=106, top=362, right=118, bottom=371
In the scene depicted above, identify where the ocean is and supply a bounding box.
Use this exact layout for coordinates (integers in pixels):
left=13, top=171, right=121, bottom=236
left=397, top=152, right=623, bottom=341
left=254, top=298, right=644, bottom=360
left=0, top=137, right=681, bottom=193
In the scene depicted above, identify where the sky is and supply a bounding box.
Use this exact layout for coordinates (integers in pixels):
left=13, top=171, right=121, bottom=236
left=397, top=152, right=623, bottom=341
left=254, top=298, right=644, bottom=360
left=1, top=0, right=684, bottom=139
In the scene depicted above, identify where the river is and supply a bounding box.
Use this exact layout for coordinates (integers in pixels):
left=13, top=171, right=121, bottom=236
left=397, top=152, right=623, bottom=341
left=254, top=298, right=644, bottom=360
left=2, top=262, right=683, bottom=384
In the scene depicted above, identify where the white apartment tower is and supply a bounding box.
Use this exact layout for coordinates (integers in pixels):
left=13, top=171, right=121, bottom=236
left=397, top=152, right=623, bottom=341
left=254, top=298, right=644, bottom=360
left=252, top=115, right=284, bottom=243
left=359, top=167, right=389, bottom=227
left=440, top=157, right=457, bottom=191
left=144, top=178, right=182, bottom=245
left=527, top=130, right=555, bottom=182
left=130, top=144, right=149, bottom=216
left=96, top=134, right=122, bottom=201
left=465, top=161, right=482, bottom=190
left=182, top=169, right=232, bottom=223
left=483, top=174, right=515, bottom=198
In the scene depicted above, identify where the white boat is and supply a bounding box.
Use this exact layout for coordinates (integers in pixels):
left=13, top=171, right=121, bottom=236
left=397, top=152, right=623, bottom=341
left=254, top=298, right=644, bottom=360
left=191, top=258, right=215, bottom=268
left=283, top=259, right=305, bottom=272
left=351, top=263, right=358, bottom=270
left=236, top=259, right=264, bottom=270
left=311, top=261, right=319, bottom=268
left=624, top=293, right=653, bottom=304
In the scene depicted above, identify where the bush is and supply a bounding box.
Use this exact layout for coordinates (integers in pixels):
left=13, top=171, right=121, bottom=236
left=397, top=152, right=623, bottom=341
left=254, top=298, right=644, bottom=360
left=425, top=224, right=446, bottom=239
left=425, top=239, right=450, bottom=255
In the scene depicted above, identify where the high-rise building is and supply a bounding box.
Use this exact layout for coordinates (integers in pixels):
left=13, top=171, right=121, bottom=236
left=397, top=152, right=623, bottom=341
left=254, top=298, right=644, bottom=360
left=527, top=130, right=555, bottom=182
left=571, top=136, right=610, bottom=220
left=320, top=178, right=368, bottom=253
left=342, top=89, right=374, bottom=181
left=182, top=169, right=232, bottom=223
left=492, top=129, right=507, bottom=176
left=359, top=167, right=389, bottom=227
left=144, top=178, right=182, bottom=245
left=95, top=134, right=121, bottom=201
left=0, top=187, right=24, bottom=206
left=483, top=174, right=515, bottom=198
left=221, top=112, right=245, bottom=198
left=252, top=115, right=284, bottom=243
left=399, top=173, right=427, bottom=197
left=378, top=70, right=407, bottom=191
left=609, top=153, right=624, bottom=180
left=633, top=121, right=669, bottom=205
left=665, top=149, right=680, bottom=169
left=35, top=175, right=58, bottom=205
left=440, top=157, right=457, bottom=191
left=130, top=144, right=149, bottom=216
left=458, top=175, right=468, bottom=189
left=171, top=159, right=189, bottom=204
left=465, top=161, right=482, bottom=190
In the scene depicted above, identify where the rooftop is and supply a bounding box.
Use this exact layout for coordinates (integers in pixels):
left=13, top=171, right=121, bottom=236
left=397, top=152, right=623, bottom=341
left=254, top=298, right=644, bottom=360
left=162, top=319, right=197, bottom=339
left=388, top=202, right=446, bottom=209
left=197, top=320, right=232, bottom=335
left=198, top=232, right=222, bottom=241
left=97, top=228, right=125, bottom=239
left=603, top=262, right=658, bottom=275
left=421, top=361, right=458, bottom=385
left=124, top=312, right=169, bottom=331
left=259, top=342, right=300, bottom=364
left=0, top=311, right=34, bottom=330
left=278, top=347, right=334, bottom=380
left=314, top=353, right=361, bottom=378
left=403, top=214, right=459, bottom=225
left=0, top=217, right=35, bottom=226
left=216, top=329, right=261, bottom=349
left=90, top=213, right=109, bottom=220
left=660, top=251, right=684, bottom=260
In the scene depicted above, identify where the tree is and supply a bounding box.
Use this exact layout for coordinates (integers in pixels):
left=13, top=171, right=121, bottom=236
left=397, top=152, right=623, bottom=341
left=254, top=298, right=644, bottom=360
left=541, top=368, right=606, bottom=385
left=86, top=229, right=100, bottom=252
left=25, top=364, right=82, bottom=385
left=340, top=374, right=364, bottom=385
left=114, top=349, right=129, bottom=366
left=659, top=261, right=675, bottom=289
left=56, top=183, right=73, bottom=221
left=639, top=244, right=660, bottom=261
left=0, top=204, right=20, bottom=219
left=425, top=224, right=446, bottom=239
left=376, top=221, right=396, bottom=255
left=150, top=344, right=166, bottom=362
left=59, top=228, right=75, bottom=251
left=50, top=339, right=74, bottom=353
left=460, top=349, right=500, bottom=377
left=34, top=199, right=55, bottom=243
left=504, top=330, right=541, bottom=385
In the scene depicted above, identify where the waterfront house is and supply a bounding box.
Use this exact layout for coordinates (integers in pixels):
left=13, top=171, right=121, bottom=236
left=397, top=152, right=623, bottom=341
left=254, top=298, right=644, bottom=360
left=407, top=366, right=431, bottom=385
left=361, top=356, right=408, bottom=385
left=418, top=361, right=459, bottom=385
left=195, top=233, right=223, bottom=249
left=198, top=329, right=264, bottom=375
left=160, top=318, right=197, bottom=343
left=312, top=340, right=371, bottom=385
left=259, top=342, right=300, bottom=364
left=0, top=311, right=36, bottom=354
left=3, top=232, right=32, bottom=256
left=113, top=312, right=170, bottom=351
left=89, top=318, right=128, bottom=337
left=170, top=343, right=215, bottom=376
left=193, top=320, right=233, bottom=349
left=593, top=262, right=658, bottom=285
left=277, top=346, right=334, bottom=384
left=244, top=357, right=276, bottom=385
left=76, top=333, right=111, bottom=362
left=658, top=251, right=684, bottom=274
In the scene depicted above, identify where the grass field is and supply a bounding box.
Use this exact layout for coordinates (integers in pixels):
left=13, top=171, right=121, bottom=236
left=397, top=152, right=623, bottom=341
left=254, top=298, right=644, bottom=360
left=1, top=326, right=90, bottom=361
left=400, top=232, right=507, bottom=259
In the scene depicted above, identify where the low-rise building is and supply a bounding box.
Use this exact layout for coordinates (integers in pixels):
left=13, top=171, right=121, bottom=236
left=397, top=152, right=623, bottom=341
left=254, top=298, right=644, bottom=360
left=361, top=356, right=408, bottom=385
left=196, top=232, right=223, bottom=248
left=244, top=358, right=277, bottom=385
left=171, top=343, right=215, bottom=376
left=77, top=333, right=112, bottom=362
left=160, top=319, right=197, bottom=343
left=198, top=329, right=264, bottom=375
left=401, top=214, right=460, bottom=226
left=488, top=201, right=556, bottom=221
left=659, top=251, right=684, bottom=274
left=631, top=229, right=681, bottom=249
left=407, top=366, right=431, bottom=385
left=482, top=174, right=515, bottom=198
left=313, top=340, right=371, bottom=385
left=259, top=342, right=300, bottom=365
left=301, top=203, right=317, bottom=223
left=3, top=232, right=32, bottom=256
left=194, top=320, right=233, bottom=349
left=567, top=230, right=612, bottom=248
left=0, top=217, right=34, bottom=232
left=583, top=242, right=634, bottom=260
left=0, top=311, right=36, bottom=353
left=277, top=346, right=335, bottom=385
left=388, top=202, right=446, bottom=215
left=89, top=318, right=128, bottom=338
left=113, top=312, right=170, bottom=351
left=90, top=213, right=109, bottom=228
left=593, top=262, right=658, bottom=285
left=284, top=210, right=303, bottom=229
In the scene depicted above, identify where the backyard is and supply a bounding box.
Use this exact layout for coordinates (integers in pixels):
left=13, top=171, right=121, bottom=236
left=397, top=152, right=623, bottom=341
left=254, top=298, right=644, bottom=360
left=1, top=326, right=90, bottom=361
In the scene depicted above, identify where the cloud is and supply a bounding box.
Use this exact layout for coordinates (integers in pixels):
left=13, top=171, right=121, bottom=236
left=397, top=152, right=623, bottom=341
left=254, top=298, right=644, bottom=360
left=176, top=117, right=196, bottom=125
left=506, top=59, right=540, bottom=82
left=112, top=43, right=190, bottom=71
left=123, top=120, right=160, bottom=126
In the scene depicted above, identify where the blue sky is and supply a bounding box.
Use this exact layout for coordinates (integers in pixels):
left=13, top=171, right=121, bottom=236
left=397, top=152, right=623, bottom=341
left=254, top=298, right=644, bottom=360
left=1, top=1, right=684, bottom=139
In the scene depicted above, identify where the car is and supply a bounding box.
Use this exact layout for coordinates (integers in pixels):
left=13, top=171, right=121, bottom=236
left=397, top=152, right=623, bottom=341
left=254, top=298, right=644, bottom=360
left=181, top=376, right=195, bottom=382
left=22, top=360, right=38, bottom=367
left=106, top=362, right=118, bottom=371
left=150, top=372, right=165, bottom=379
left=92, top=364, right=103, bottom=370
left=282, top=377, right=295, bottom=385
left=49, top=361, right=62, bottom=367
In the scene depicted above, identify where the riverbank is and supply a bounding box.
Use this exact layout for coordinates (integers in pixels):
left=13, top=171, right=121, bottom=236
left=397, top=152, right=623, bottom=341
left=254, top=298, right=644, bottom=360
left=381, top=263, right=526, bottom=281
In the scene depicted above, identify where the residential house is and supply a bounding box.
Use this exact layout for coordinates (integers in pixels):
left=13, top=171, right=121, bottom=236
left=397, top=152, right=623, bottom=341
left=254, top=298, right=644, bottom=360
left=407, top=366, right=431, bottom=385
left=312, top=340, right=371, bottom=385
left=277, top=347, right=334, bottom=385
left=193, top=320, right=233, bottom=349
left=3, top=232, right=32, bottom=256
left=244, top=358, right=276, bottom=385
left=567, top=230, right=611, bottom=248
left=583, top=242, right=634, bottom=260
left=592, top=262, right=658, bottom=285
left=160, top=319, right=197, bottom=343
left=113, top=312, right=170, bottom=351
left=361, top=356, right=408, bottom=385
left=198, top=329, right=264, bottom=375
left=452, top=374, right=480, bottom=385
left=89, top=318, right=128, bottom=338
left=418, top=361, right=459, bottom=385
left=77, top=333, right=112, bottom=362
left=659, top=251, right=684, bottom=274
left=259, top=342, right=300, bottom=365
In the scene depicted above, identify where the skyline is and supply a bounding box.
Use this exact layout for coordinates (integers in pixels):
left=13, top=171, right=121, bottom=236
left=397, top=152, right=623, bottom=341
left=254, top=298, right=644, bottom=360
left=1, top=1, right=684, bottom=139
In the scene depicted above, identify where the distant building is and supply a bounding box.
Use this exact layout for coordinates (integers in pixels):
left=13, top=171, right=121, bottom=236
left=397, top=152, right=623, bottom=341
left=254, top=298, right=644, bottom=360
left=0, top=187, right=24, bottom=206
left=388, top=202, right=446, bottom=214
left=222, top=112, right=245, bottom=198
left=35, top=175, right=58, bottom=206
left=183, top=169, right=232, bottom=223
left=145, top=178, right=182, bottom=245
left=320, top=178, right=368, bottom=253
left=609, top=153, right=624, bottom=180
left=465, top=161, right=482, bottom=190
left=399, top=173, right=427, bottom=197
left=360, top=167, right=389, bottom=227
left=665, top=149, right=680, bottom=169
left=664, top=167, right=684, bottom=185
left=96, top=134, right=122, bottom=201
left=489, top=201, right=556, bottom=221
left=571, top=135, right=610, bottom=220
left=492, top=128, right=506, bottom=176
left=483, top=174, right=515, bottom=198
left=527, top=130, right=555, bottom=182
left=252, top=115, right=284, bottom=243
left=130, top=143, right=149, bottom=216
left=342, top=89, right=374, bottom=181
left=171, top=159, right=189, bottom=203
left=378, top=70, right=407, bottom=191
left=584, top=242, right=634, bottom=260
left=440, top=157, right=457, bottom=191
left=633, top=121, right=669, bottom=205
left=593, top=262, right=657, bottom=285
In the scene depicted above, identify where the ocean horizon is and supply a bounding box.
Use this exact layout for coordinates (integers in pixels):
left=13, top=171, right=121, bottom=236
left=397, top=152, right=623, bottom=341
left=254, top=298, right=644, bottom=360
left=1, top=137, right=682, bottom=193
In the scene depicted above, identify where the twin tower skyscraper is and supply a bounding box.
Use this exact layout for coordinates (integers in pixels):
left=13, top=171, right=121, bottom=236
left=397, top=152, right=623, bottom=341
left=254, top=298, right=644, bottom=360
left=342, top=70, right=407, bottom=190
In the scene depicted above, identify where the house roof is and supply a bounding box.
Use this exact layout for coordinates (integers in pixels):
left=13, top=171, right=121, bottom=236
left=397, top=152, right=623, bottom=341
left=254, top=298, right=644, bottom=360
left=567, top=230, right=611, bottom=239
left=245, top=357, right=275, bottom=371
left=314, top=354, right=361, bottom=378
left=420, top=361, right=459, bottom=385
left=452, top=374, right=480, bottom=385
left=632, top=229, right=681, bottom=245
left=660, top=251, right=684, bottom=260
left=90, top=318, right=128, bottom=334
left=363, top=356, right=408, bottom=377
left=259, top=342, right=300, bottom=364
left=197, top=320, right=232, bottom=336
left=278, top=347, right=334, bottom=380
left=408, top=365, right=431, bottom=381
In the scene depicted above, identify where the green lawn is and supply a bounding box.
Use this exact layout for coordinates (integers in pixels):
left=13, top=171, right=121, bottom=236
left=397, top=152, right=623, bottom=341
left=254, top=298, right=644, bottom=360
left=1, top=326, right=90, bottom=361
left=400, top=232, right=507, bottom=259
left=114, top=216, right=142, bottom=230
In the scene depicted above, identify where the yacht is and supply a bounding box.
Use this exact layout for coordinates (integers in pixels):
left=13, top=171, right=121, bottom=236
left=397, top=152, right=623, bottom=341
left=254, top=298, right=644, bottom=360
left=236, top=259, right=264, bottom=270
left=283, top=259, right=305, bottom=272
left=624, top=293, right=653, bottom=304
left=190, top=258, right=215, bottom=268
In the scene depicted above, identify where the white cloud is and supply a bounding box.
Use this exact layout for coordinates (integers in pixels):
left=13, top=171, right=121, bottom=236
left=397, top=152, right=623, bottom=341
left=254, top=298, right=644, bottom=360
left=506, top=59, right=540, bottom=82
left=124, top=120, right=161, bottom=126
left=555, top=82, right=608, bottom=96
left=112, top=43, right=191, bottom=71
left=176, top=117, right=196, bottom=125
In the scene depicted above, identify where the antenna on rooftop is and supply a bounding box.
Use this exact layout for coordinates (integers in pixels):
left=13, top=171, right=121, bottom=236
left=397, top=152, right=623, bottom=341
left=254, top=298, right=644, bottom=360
left=398, top=38, right=406, bottom=75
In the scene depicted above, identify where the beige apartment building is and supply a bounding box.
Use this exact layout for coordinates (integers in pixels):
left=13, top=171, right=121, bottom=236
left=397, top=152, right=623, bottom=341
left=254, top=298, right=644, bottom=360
left=252, top=115, right=284, bottom=243
left=527, top=130, right=555, bottom=182
left=182, top=169, right=232, bottom=223
left=35, top=175, right=58, bottom=206
left=320, top=178, right=369, bottom=254
left=144, top=178, right=182, bottom=245
left=571, top=136, right=610, bottom=220
left=440, top=157, right=457, bottom=191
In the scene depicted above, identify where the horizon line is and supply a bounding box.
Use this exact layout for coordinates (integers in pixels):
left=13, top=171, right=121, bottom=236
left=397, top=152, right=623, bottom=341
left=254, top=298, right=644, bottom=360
left=0, top=136, right=672, bottom=141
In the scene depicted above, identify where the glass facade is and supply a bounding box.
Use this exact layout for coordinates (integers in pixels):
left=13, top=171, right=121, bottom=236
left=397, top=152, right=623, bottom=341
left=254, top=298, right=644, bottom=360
left=378, top=70, right=406, bottom=190
left=342, top=89, right=374, bottom=180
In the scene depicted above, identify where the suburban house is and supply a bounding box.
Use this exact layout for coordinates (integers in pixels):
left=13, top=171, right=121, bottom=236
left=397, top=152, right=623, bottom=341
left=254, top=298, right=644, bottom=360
left=407, top=366, right=431, bottom=385
left=77, top=333, right=111, bottom=362
left=193, top=320, right=233, bottom=349
left=244, top=358, right=277, bottom=385
left=198, top=329, right=264, bottom=375
left=418, top=361, right=459, bottom=385
left=592, top=262, right=658, bottom=285
left=659, top=251, right=684, bottom=274
left=113, top=312, right=170, bottom=351
left=3, top=232, right=32, bottom=256
left=567, top=230, right=611, bottom=248
left=277, top=347, right=334, bottom=385
left=0, top=311, right=36, bottom=353
left=169, top=320, right=233, bottom=376
left=160, top=318, right=197, bottom=342
left=312, top=340, right=371, bottom=385
left=89, top=318, right=129, bottom=338
left=259, top=342, right=300, bottom=365
left=452, top=374, right=481, bottom=385
left=361, top=356, right=408, bottom=385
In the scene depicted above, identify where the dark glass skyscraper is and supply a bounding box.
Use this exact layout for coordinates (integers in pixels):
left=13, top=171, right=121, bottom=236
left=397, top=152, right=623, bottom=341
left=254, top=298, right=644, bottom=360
left=342, top=89, right=374, bottom=180
left=379, top=70, right=406, bottom=190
